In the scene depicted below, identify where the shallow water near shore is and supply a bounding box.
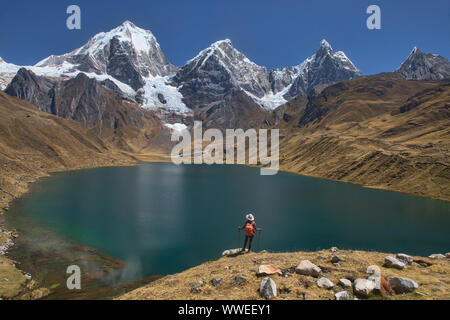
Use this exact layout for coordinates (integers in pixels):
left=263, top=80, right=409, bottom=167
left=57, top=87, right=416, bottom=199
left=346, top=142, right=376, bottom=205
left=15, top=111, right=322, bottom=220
left=2, top=162, right=450, bottom=299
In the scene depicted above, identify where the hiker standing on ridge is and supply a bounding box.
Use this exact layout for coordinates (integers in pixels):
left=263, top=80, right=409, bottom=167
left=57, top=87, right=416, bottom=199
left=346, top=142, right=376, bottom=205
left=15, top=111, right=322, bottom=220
left=238, top=214, right=261, bottom=252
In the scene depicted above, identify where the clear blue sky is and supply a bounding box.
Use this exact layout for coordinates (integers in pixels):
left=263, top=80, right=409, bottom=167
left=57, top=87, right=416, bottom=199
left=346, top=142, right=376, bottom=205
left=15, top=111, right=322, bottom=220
left=0, top=0, right=448, bottom=74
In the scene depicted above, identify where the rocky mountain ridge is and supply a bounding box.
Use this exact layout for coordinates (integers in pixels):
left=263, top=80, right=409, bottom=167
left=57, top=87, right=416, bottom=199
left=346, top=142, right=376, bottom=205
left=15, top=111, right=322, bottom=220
left=1, top=21, right=363, bottom=129
left=395, top=47, right=450, bottom=81
left=1, top=21, right=449, bottom=130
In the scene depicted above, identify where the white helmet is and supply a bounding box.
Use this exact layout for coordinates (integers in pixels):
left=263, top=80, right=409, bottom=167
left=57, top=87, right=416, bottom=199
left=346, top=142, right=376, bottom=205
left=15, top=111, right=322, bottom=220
left=246, top=214, right=255, bottom=221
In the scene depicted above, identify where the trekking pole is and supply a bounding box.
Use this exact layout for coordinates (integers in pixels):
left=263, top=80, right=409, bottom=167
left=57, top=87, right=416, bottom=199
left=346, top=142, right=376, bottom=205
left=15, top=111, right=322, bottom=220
left=238, top=228, right=241, bottom=249
left=257, top=228, right=262, bottom=252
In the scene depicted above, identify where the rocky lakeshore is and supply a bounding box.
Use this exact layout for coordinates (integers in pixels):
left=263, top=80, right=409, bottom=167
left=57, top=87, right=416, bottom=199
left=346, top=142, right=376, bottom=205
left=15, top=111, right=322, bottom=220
left=0, top=226, right=46, bottom=299
left=118, top=248, right=450, bottom=300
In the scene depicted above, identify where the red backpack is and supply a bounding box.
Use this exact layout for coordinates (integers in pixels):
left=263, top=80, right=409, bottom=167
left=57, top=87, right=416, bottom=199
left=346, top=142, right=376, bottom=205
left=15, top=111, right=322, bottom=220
left=245, top=222, right=256, bottom=237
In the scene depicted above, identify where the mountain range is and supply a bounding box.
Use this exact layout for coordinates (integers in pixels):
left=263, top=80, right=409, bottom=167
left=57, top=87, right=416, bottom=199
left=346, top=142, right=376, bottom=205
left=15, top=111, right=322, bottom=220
left=1, top=21, right=449, bottom=132
left=0, top=21, right=361, bottom=128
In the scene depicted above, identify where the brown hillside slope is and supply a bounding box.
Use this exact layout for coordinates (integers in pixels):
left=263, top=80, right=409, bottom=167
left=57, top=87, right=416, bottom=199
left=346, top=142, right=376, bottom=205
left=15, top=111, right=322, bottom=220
left=0, top=91, right=136, bottom=211
left=5, top=70, right=171, bottom=154
left=265, top=75, right=450, bottom=201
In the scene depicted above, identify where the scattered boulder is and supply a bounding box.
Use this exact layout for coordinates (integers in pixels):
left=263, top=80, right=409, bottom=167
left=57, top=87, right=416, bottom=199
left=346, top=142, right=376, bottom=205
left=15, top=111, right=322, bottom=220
left=295, top=260, right=321, bottom=278
left=330, top=247, right=338, bottom=252
left=384, top=256, right=406, bottom=270
left=366, top=265, right=381, bottom=275
left=234, top=275, right=247, bottom=285
left=353, top=279, right=375, bottom=298
left=211, top=278, right=222, bottom=287
left=190, top=280, right=206, bottom=294
left=413, top=259, right=432, bottom=267
left=257, top=265, right=282, bottom=277
left=339, top=278, right=352, bottom=288
left=222, top=248, right=246, bottom=256
left=367, top=274, right=392, bottom=297
left=331, top=255, right=345, bottom=263
left=335, top=291, right=350, bottom=300
left=429, top=254, right=445, bottom=259
left=396, top=253, right=413, bottom=265
left=446, top=253, right=450, bottom=259
left=368, top=274, right=392, bottom=296
left=317, top=277, right=334, bottom=289
left=387, top=276, right=418, bottom=293
left=368, top=274, right=381, bottom=290
left=259, top=277, right=277, bottom=299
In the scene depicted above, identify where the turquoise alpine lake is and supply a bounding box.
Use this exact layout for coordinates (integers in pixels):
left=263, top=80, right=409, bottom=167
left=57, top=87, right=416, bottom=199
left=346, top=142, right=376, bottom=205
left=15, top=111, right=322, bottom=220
left=3, top=162, right=450, bottom=296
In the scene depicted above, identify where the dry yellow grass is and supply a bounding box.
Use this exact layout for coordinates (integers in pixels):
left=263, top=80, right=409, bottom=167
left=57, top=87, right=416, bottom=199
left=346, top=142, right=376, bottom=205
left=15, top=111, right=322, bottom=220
left=265, top=76, right=450, bottom=202
left=0, top=255, right=27, bottom=299
left=117, top=249, right=450, bottom=300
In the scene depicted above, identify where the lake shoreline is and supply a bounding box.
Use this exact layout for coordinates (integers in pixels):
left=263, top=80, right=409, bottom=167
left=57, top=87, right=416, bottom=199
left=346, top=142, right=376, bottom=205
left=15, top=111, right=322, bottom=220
left=0, top=153, right=448, bottom=300
left=0, top=157, right=139, bottom=299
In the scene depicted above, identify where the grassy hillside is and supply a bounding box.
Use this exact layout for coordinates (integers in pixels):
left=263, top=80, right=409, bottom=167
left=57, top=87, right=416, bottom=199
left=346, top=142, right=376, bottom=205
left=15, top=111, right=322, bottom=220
left=117, top=248, right=450, bottom=300
left=265, top=75, right=449, bottom=201
left=0, top=91, right=141, bottom=211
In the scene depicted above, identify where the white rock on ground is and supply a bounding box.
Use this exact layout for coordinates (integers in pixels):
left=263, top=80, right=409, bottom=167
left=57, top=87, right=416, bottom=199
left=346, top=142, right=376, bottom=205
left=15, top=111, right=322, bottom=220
left=339, top=278, right=352, bottom=288
left=295, top=260, right=321, bottom=277
left=257, top=265, right=282, bottom=276
left=368, top=274, right=381, bottom=290
left=335, top=291, right=350, bottom=300
left=396, top=253, right=413, bottom=265
left=317, top=277, right=334, bottom=289
left=429, top=254, right=446, bottom=259
left=353, top=279, right=375, bottom=298
left=366, top=265, right=381, bottom=275
left=260, top=277, right=277, bottom=299
left=222, top=248, right=246, bottom=256
left=384, top=256, right=406, bottom=269
left=387, top=276, right=419, bottom=293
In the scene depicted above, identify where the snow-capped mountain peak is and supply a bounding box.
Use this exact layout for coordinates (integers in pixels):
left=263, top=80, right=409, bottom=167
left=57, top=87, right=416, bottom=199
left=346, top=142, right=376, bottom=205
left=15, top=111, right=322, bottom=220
left=187, top=38, right=257, bottom=69
left=318, top=39, right=332, bottom=52
left=73, top=20, right=157, bottom=57
left=269, top=40, right=361, bottom=101
left=177, top=38, right=271, bottom=101
left=33, top=21, right=177, bottom=91
left=396, top=46, right=450, bottom=80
